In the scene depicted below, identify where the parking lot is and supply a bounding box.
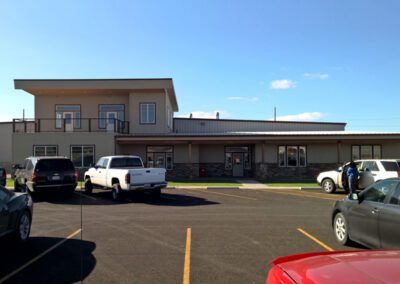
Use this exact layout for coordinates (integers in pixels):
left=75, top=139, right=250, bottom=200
left=1, top=186, right=363, bottom=284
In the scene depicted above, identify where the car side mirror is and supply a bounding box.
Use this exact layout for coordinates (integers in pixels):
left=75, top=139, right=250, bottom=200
left=349, top=192, right=362, bottom=203
left=13, top=164, right=21, bottom=170
left=338, top=166, right=343, bottom=172
left=94, top=165, right=99, bottom=170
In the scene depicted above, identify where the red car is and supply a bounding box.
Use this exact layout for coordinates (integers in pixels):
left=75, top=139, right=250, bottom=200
left=267, top=250, right=400, bottom=284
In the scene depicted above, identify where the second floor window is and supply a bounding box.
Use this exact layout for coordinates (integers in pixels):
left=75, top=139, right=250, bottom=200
left=55, top=105, right=81, bottom=129
left=140, top=103, right=156, bottom=124
left=99, top=104, right=125, bottom=129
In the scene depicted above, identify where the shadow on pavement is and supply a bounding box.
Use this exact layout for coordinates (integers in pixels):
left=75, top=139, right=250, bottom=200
left=31, top=190, right=220, bottom=207
left=0, top=237, right=96, bottom=284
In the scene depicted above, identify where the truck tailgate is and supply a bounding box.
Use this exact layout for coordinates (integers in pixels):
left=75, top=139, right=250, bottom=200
left=129, top=168, right=166, bottom=185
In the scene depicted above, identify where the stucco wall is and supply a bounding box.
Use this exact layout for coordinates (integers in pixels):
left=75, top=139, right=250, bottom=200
left=0, top=123, right=13, bottom=170
left=381, top=142, right=400, bottom=158
left=199, top=145, right=225, bottom=163
left=12, top=133, right=115, bottom=165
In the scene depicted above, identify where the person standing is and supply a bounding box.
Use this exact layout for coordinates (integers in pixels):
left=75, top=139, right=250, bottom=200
left=347, top=161, right=359, bottom=194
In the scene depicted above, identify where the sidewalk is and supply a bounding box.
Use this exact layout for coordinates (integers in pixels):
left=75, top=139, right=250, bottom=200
left=167, top=179, right=320, bottom=191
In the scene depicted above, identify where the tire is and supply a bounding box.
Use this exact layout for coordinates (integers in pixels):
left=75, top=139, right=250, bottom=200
left=333, top=212, right=350, bottom=245
left=14, top=180, right=20, bottom=192
left=322, top=178, right=336, bottom=194
left=14, top=211, right=31, bottom=243
left=84, top=178, right=93, bottom=195
left=112, top=184, right=123, bottom=202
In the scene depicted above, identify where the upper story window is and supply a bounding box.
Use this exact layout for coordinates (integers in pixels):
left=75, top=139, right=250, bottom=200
left=98, top=104, right=125, bottom=129
left=55, top=105, right=81, bottom=129
left=140, top=103, right=156, bottom=124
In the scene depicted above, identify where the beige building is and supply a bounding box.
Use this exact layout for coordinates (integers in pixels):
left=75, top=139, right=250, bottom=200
left=9, top=78, right=400, bottom=180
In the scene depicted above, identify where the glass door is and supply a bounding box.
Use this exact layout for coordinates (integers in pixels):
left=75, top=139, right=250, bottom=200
left=154, top=153, right=166, bottom=169
left=106, top=112, right=118, bottom=132
left=63, top=112, right=74, bottom=132
left=232, top=153, right=244, bottom=177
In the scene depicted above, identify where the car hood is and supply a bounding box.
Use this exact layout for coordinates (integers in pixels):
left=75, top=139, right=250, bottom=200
left=318, top=170, right=338, bottom=176
left=274, top=250, right=400, bottom=284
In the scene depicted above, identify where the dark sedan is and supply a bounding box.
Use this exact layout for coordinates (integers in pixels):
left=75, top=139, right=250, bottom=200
left=0, top=185, right=33, bottom=242
left=332, top=178, right=400, bottom=248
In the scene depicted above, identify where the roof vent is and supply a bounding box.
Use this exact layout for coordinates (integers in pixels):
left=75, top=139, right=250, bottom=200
left=216, top=112, right=220, bottom=119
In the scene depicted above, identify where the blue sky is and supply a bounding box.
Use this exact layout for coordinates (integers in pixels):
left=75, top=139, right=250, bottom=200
left=1, top=0, right=399, bottom=131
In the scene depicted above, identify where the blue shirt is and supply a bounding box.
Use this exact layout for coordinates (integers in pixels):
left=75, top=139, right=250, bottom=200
left=347, top=166, right=359, bottom=178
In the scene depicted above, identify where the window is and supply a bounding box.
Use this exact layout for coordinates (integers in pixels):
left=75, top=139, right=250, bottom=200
left=225, top=146, right=251, bottom=170
left=362, top=180, right=396, bottom=203
left=362, top=161, right=379, bottom=171
left=55, top=105, right=81, bottom=129
left=389, top=183, right=400, bottom=205
left=146, top=146, right=173, bottom=170
left=33, top=145, right=58, bottom=157
left=110, top=157, right=143, bottom=168
left=95, top=158, right=109, bottom=169
left=278, top=146, right=307, bottom=167
left=140, top=103, right=156, bottom=124
left=71, top=145, right=94, bottom=168
left=98, top=104, right=125, bottom=129
left=352, top=145, right=381, bottom=160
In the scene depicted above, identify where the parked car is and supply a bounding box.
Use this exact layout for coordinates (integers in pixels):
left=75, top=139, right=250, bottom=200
left=0, top=167, right=6, bottom=187
left=332, top=178, right=400, bottom=248
left=0, top=185, right=33, bottom=242
left=267, top=249, right=400, bottom=284
left=84, top=155, right=167, bottom=201
left=317, top=159, right=400, bottom=193
left=13, top=157, right=78, bottom=196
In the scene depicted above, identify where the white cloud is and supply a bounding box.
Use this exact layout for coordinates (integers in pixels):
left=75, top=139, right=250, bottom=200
left=270, top=80, right=296, bottom=89
left=227, top=96, right=259, bottom=102
left=303, top=73, right=329, bottom=80
left=177, top=110, right=229, bottom=119
left=270, top=112, right=326, bottom=122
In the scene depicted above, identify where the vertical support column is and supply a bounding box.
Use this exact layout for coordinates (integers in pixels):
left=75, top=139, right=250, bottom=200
left=188, top=142, right=193, bottom=179
left=337, top=140, right=342, bottom=164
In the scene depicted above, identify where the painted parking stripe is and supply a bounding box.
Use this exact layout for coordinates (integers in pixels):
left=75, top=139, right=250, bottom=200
left=183, top=228, right=191, bottom=284
left=0, top=229, right=82, bottom=283
left=297, top=228, right=334, bottom=251
left=181, top=188, right=257, bottom=201
left=75, top=192, right=98, bottom=201
left=244, top=188, right=341, bottom=201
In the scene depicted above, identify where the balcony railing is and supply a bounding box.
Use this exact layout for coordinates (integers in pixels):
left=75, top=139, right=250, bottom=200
left=13, top=118, right=130, bottom=134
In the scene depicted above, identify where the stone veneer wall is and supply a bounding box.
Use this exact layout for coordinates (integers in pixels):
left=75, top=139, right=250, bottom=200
left=255, top=163, right=340, bottom=181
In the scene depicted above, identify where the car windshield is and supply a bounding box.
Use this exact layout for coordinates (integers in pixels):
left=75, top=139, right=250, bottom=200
left=381, top=161, right=400, bottom=171
left=36, top=159, right=74, bottom=171
left=109, top=158, right=143, bottom=168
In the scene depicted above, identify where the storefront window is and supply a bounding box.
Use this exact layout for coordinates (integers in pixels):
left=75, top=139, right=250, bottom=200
left=278, top=146, right=307, bottom=167
left=146, top=146, right=173, bottom=170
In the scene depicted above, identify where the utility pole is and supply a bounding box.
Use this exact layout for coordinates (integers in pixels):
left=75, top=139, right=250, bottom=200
left=274, top=107, right=276, bottom=121
left=23, top=109, right=25, bottom=121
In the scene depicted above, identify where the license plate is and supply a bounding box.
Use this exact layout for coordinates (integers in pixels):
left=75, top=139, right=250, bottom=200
left=52, top=176, right=61, bottom=181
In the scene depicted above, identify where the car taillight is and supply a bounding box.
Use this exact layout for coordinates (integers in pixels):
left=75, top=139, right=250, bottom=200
left=73, top=170, right=78, bottom=182
left=125, top=173, right=130, bottom=184
left=398, top=170, right=400, bottom=177
left=32, top=172, right=36, bottom=183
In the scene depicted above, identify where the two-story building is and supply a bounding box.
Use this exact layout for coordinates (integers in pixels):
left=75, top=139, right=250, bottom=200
left=11, top=78, right=400, bottom=180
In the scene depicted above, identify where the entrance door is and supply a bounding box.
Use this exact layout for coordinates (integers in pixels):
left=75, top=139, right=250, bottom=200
left=232, top=153, right=244, bottom=177
left=63, top=112, right=74, bottom=132
left=155, top=153, right=166, bottom=169
left=106, top=112, right=118, bottom=132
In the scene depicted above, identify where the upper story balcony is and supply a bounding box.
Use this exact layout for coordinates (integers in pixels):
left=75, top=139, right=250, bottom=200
left=13, top=118, right=130, bottom=134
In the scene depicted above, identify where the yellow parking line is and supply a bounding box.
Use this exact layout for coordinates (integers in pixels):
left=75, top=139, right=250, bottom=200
left=182, top=188, right=257, bottom=201
left=245, top=188, right=341, bottom=201
left=297, top=228, right=334, bottom=251
left=183, top=228, right=191, bottom=284
left=0, top=229, right=82, bottom=283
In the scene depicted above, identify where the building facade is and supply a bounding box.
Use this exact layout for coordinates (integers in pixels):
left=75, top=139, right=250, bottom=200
left=10, top=78, right=400, bottom=180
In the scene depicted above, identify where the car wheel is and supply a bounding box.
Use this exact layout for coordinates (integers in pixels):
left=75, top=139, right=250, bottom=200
left=334, top=212, right=350, bottom=245
left=322, top=178, right=336, bottom=193
left=84, top=178, right=93, bottom=194
left=112, top=184, right=123, bottom=202
left=15, top=211, right=31, bottom=242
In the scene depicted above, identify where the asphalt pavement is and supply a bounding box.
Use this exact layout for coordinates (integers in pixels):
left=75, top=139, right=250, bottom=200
left=0, top=187, right=361, bottom=284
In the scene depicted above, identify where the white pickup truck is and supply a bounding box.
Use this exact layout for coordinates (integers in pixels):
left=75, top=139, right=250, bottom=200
left=83, top=155, right=167, bottom=201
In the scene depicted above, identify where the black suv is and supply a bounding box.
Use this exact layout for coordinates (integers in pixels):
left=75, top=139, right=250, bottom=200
left=14, top=157, right=77, bottom=196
